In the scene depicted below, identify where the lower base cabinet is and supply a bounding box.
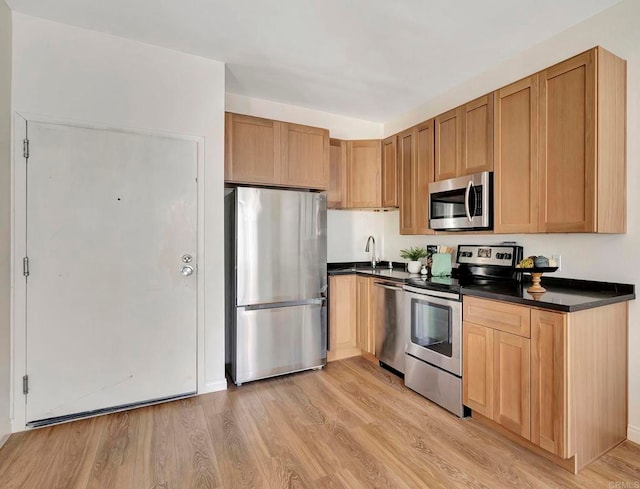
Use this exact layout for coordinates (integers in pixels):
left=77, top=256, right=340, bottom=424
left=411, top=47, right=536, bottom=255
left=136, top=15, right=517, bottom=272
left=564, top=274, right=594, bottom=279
left=327, top=275, right=359, bottom=362
left=356, top=276, right=375, bottom=355
left=462, top=321, right=531, bottom=440
left=328, top=275, right=375, bottom=362
left=462, top=296, right=628, bottom=473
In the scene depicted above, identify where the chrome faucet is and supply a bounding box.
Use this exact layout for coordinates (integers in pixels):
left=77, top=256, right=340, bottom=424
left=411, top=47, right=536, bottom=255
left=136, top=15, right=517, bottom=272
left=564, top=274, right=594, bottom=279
left=365, top=235, right=378, bottom=269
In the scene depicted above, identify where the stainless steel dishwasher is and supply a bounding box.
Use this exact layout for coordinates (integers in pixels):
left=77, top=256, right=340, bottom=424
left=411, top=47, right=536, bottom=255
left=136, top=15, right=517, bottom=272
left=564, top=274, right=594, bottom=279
left=374, top=280, right=405, bottom=374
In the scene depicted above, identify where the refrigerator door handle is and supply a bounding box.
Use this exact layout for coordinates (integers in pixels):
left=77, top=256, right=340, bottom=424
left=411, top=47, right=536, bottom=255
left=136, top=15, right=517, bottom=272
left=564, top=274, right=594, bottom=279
left=243, top=298, right=326, bottom=311
left=320, top=284, right=328, bottom=296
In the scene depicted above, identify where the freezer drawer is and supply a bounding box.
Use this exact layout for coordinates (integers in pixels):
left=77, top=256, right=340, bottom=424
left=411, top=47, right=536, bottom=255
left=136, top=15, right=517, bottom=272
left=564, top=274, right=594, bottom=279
left=231, top=302, right=327, bottom=385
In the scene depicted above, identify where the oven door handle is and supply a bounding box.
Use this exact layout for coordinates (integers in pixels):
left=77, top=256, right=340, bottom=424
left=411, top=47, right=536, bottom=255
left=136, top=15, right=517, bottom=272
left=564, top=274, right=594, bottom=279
left=464, top=180, right=473, bottom=222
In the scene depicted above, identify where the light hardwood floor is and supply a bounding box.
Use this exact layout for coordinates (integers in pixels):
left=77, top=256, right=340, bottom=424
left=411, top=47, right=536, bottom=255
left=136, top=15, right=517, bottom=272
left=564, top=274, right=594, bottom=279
left=1, top=357, right=638, bottom=488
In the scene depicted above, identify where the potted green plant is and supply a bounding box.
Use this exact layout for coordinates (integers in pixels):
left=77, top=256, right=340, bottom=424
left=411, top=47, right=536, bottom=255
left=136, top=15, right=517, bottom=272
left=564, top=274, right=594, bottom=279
left=400, top=246, right=428, bottom=273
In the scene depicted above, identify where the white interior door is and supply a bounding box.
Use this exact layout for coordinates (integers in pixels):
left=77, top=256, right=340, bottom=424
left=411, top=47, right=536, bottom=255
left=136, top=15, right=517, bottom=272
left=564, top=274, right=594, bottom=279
left=24, top=121, right=198, bottom=425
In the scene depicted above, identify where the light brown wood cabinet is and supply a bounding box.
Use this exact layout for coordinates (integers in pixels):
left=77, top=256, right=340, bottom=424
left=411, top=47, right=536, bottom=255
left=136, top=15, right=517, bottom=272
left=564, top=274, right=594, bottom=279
left=538, top=47, right=626, bottom=233
left=494, top=75, right=539, bottom=233
left=461, top=94, right=494, bottom=176
left=434, top=94, right=493, bottom=181
left=328, top=138, right=397, bottom=210
left=398, top=121, right=435, bottom=235
left=462, top=321, right=494, bottom=418
left=434, top=107, right=462, bottom=181
left=281, top=122, right=330, bottom=190
left=493, top=331, right=530, bottom=440
left=327, top=275, right=360, bottom=362
left=463, top=298, right=531, bottom=440
left=346, top=140, right=382, bottom=208
left=356, top=276, right=375, bottom=355
left=382, top=136, right=398, bottom=207
left=328, top=274, right=376, bottom=362
left=530, top=309, right=567, bottom=457
left=328, top=138, right=347, bottom=209
left=463, top=296, right=628, bottom=473
left=225, top=113, right=282, bottom=186
left=225, top=112, right=330, bottom=190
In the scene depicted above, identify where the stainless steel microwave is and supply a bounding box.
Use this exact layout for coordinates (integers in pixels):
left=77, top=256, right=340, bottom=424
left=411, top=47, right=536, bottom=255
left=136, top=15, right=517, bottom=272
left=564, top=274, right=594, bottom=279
left=428, top=171, right=492, bottom=231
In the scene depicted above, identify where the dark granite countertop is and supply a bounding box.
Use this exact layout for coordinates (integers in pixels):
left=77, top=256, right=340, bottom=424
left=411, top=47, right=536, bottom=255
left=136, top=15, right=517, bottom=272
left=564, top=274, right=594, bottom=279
left=328, top=262, right=635, bottom=312
left=327, top=261, right=415, bottom=283
left=460, top=276, right=635, bottom=312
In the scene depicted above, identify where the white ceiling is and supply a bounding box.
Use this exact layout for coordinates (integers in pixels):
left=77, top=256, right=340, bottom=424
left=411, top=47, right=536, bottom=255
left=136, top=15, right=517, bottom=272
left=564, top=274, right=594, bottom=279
left=6, top=0, right=622, bottom=122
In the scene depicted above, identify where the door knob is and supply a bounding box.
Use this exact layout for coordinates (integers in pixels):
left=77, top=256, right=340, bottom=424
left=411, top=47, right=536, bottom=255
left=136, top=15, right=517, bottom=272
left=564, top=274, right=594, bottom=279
left=180, top=265, right=194, bottom=276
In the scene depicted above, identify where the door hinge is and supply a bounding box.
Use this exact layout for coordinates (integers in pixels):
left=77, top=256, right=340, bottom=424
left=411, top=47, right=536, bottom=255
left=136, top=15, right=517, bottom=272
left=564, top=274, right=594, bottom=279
left=23, top=257, right=29, bottom=277
left=23, top=138, right=29, bottom=159
left=23, top=375, right=29, bottom=395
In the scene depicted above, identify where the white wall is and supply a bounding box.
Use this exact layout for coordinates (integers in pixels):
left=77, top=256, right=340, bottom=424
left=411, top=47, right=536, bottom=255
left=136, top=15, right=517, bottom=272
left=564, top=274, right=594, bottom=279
left=0, top=0, right=12, bottom=446
left=11, top=13, right=227, bottom=430
left=226, top=93, right=383, bottom=140
left=380, top=0, right=640, bottom=443
left=327, top=210, right=386, bottom=263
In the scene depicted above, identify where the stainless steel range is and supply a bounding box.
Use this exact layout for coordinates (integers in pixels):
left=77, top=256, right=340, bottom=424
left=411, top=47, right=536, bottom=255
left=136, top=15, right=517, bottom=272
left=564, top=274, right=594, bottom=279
left=403, top=244, right=523, bottom=417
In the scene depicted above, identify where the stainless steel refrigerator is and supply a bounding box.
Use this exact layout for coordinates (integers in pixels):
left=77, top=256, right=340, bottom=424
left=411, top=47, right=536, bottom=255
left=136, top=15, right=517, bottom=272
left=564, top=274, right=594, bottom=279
left=225, top=187, right=327, bottom=385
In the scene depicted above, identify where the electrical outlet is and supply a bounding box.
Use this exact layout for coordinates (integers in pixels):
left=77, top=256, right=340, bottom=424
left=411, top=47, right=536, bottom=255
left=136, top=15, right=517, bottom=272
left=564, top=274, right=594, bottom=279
left=552, top=254, right=561, bottom=272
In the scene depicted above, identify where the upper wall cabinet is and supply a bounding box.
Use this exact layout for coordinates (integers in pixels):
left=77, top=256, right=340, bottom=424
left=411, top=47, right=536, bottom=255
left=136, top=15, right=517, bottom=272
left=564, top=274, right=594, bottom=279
left=225, top=113, right=282, bottom=185
left=462, top=94, right=494, bottom=176
left=382, top=136, right=399, bottom=207
left=435, top=94, right=494, bottom=181
left=225, top=112, right=330, bottom=190
left=494, top=75, right=539, bottom=234
left=434, top=107, right=462, bottom=181
left=538, top=47, right=626, bottom=233
left=328, top=138, right=347, bottom=209
left=399, top=120, right=435, bottom=235
left=281, top=122, right=330, bottom=190
left=346, top=140, right=382, bottom=208
left=329, top=138, right=396, bottom=209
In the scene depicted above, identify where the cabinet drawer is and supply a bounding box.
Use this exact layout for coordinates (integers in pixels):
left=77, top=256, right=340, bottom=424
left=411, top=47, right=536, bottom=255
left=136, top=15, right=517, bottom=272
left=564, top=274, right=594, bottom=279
left=463, top=297, right=530, bottom=338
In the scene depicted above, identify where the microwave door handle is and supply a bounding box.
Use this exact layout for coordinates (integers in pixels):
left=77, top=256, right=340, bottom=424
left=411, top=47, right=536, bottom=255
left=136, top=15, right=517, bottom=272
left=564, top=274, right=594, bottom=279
left=464, top=181, right=473, bottom=222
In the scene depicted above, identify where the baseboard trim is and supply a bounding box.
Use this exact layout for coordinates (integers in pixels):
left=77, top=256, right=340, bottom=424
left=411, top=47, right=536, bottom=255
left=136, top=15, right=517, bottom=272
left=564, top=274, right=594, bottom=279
left=200, top=379, right=228, bottom=395
left=0, top=433, right=10, bottom=450
left=628, top=425, right=640, bottom=444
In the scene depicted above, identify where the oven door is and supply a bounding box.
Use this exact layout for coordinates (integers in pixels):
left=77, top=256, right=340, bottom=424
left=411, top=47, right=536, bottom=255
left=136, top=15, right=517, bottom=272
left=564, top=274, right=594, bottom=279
left=428, top=171, right=492, bottom=231
left=404, top=287, right=462, bottom=376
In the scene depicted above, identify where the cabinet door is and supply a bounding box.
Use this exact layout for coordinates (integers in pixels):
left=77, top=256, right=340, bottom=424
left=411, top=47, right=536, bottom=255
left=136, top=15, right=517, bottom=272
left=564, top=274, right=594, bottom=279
left=328, top=275, right=359, bottom=362
left=494, top=76, right=539, bottom=233
left=414, top=120, right=435, bottom=235
left=435, top=107, right=463, bottom=181
left=328, top=138, right=347, bottom=209
left=531, top=309, right=568, bottom=457
left=398, top=128, right=416, bottom=234
left=346, top=140, right=382, bottom=208
left=461, top=93, right=494, bottom=176
left=493, top=331, right=531, bottom=440
left=462, top=322, right=494, bottom=418
left=356, top=276, right=375, bottom=354
left=225, top=113, right=281, bottom=185
left=281, top=122, right=330, bottom=190
left=382, top=136, right=398, bottom=207
left=539, top=50, right=596, bottom=232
